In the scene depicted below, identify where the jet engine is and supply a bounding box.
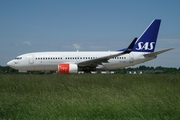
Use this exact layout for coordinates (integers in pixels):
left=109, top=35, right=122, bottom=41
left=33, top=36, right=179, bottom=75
left=58, top=63, right=78, bottom=74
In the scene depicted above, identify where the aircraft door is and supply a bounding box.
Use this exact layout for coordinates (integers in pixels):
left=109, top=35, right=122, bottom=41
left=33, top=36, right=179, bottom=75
left=129, top=53, right=134, bottom=63
left=28, top=54, right=34, bottom=64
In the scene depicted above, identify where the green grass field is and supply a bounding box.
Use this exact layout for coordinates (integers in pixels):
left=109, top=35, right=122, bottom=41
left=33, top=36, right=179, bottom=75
left=0, top=74, right=180, bottom=120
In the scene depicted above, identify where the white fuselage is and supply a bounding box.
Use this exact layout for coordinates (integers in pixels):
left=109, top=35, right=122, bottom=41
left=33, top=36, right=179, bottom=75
left=7, top=19, right=173, bottom=73
left=7, top=51, right=155, bottom=71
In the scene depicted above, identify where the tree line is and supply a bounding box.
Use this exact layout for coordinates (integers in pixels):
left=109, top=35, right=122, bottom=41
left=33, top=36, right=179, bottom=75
left=0, top=65, right=180, bottom=74
left=115, top=65, right=180, bottom=74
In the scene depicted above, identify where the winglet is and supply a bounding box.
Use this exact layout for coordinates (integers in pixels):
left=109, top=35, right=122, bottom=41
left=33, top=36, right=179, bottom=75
left=123, top=37, right=137, bottom=54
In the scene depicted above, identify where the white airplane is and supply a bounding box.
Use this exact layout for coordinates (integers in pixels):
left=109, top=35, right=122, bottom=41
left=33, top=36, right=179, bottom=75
left=7, top=19, right=173, bottom=74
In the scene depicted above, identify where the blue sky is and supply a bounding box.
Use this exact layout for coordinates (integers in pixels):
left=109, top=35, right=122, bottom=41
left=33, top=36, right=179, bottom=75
left=0, top=0, right=180, bottom=68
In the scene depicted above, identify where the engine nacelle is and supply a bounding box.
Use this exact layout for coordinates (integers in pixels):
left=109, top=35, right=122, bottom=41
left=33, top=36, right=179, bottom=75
left=58, top=63, right=78, bottom=74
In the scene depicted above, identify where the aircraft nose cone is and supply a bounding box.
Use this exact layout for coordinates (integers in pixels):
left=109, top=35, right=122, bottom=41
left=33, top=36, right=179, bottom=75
left=7, top=61, right=14, bottom=67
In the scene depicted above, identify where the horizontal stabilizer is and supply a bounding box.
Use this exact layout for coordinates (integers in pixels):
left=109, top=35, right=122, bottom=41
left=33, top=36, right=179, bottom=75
left=144, top=48, right=174, bottom=57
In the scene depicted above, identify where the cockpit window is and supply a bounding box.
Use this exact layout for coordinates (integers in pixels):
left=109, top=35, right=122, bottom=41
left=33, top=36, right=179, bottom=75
left=14, top=57, right=22, bottom=60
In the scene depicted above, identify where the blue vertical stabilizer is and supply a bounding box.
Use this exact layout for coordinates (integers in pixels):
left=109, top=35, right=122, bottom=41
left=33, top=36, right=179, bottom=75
left=132, top=19, right=161, bottom=52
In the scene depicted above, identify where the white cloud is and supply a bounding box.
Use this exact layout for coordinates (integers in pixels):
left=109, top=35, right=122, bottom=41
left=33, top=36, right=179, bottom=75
left=88, top=45, right=108, bottom=50
left=72, top=44, right=81, bottom=50
left=159, top=38, right=180, bottom=43
left=23, top=41, right=32, bottom=46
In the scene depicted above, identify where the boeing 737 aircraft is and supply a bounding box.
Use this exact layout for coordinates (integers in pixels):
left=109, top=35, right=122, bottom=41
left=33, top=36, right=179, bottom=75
left=7, top=19, right=173, bottom=74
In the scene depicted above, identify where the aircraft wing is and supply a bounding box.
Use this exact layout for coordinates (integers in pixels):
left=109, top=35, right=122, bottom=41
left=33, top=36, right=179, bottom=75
left=144, top=48, right=174, bottom=57
left=78, top=38, right=137, bottom=67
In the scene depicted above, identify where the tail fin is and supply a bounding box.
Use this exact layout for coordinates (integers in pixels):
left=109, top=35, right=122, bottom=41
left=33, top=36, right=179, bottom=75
left=133, top=19, right=161, bottom=52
